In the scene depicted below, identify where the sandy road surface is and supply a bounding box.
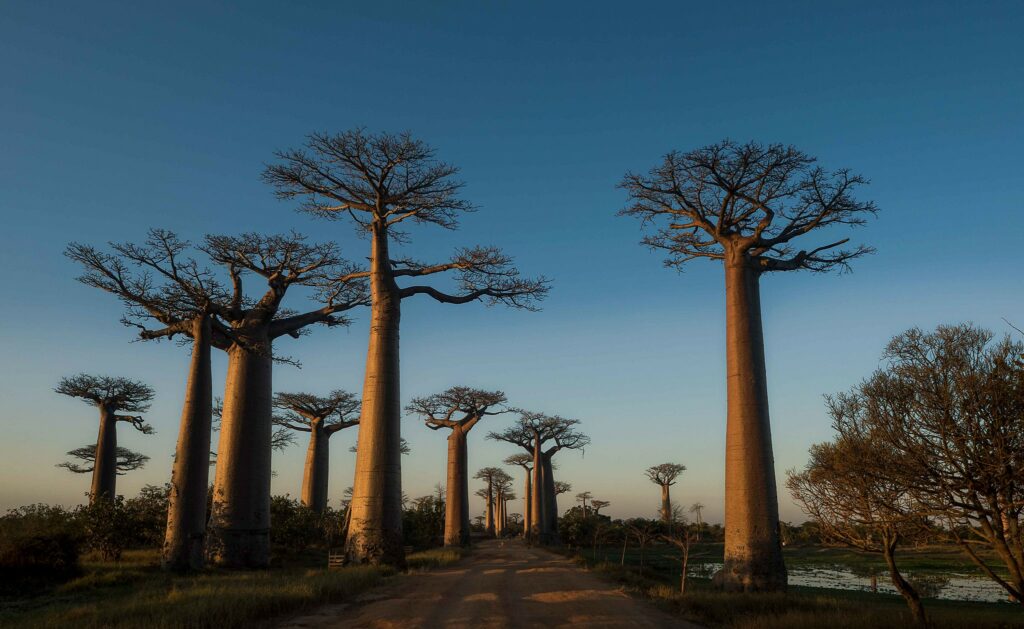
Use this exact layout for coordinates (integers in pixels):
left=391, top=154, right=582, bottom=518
left=279, top=539, right=699, bottom=628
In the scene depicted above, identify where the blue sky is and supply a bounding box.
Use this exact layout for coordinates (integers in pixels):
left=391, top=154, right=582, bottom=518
left=1, top=1, right=1022, bottom=523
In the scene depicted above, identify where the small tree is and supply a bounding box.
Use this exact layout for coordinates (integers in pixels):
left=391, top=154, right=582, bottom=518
left=590, top=499, right=610, bottom=516
left=645, top=463, right=686, bottom=524
left=621, top=141, right=877, bottom=592
left=273, top=391, right=360, bottom=513
left=575, top=491, right=593, bottom=516
left=663, top=528, right=701, bottom=594
left=689, top=503, right=705, bottom=540
left=56, top=375, right=154, bottom=504
left=626, top=518, right=660, bottom=577
left=407, top=387, right=508, bottom=546
left=58, top=445, right=149, bottom=476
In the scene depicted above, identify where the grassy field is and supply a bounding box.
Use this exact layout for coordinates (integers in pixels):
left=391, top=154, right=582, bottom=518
left=0, top=547, right=466, bottom=629
left=571, top=543, right=1024, bottom=628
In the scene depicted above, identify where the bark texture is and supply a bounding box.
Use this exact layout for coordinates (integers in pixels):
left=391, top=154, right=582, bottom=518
left=90, top=408, right=118, bottom=503
left=444, top=429, right=470, bottom=546
left=660, top=485, right=672, bottom=524
left=208, top=340, right=274, bottom=568
left=301, top=421, right=331, bottom=512
left=713, top=255, right=787, bottom=592
left=346, top=229, right=406, bottom=567
left=162, top=315, right=213, bottom=571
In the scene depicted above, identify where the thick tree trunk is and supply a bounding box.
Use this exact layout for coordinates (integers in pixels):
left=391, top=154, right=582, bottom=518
left=522, top=473, right=532, bottom=539
left=884, top=540, right=928, bottom=625
left=90, top=406, right=118, bottom=503
left=485, top=482, right=495, bottom=537
left=531, top=437, right=544, bottom=541
left=346, top=226, right=405, bottom=567
left=713, top=255, right=787, bottom=592
left=162, top=315, right=213, bottom=571
left=542, top=454, right=559, bottom=543
left=301, top=421, right=330, bottom=513
left=443, top=428, right=469, bottom=546
left=660, top=484, right=672, bottom=524
left=208, top=338, right=274, bottom=568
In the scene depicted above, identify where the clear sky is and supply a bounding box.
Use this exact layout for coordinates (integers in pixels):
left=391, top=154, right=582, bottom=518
left=1, top=1, right=1022, bottom=524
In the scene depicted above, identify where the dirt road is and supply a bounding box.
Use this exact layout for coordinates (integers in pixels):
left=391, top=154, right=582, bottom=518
left=279, top=539, right=698, bottom=628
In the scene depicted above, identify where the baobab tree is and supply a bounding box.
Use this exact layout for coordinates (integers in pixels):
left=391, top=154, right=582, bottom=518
left=55, top=374, right=154, bottom=504
left=202, top=233, right=367, bottom=568
left=493, top=470, right=514, bottom=536
left=645, top=463, right=686, bottom=524
left=407, top=387, right=508, bottom=546
left=689, top=503, right=705, bottom=540
left=475, top=467, right=503, bottom=537
left=576, top=491, right=593, bottom=516
left=265, top=129, right=549, bottom=566
left=621, top=141, right=878, bottom=591
left=58, top=445, right=149, bottom=477
left=67, top=231, right=231, bottom=571
left=490, top=412, right=589, bottom=543
left=272, top=391, right=360, bottom=513
left=504, top=453, right=534, bottom=538
left=591, top=499, right=610, bottom=516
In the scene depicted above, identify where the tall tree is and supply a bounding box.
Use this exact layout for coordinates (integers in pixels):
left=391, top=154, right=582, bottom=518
left=621, top=141, right=877, bottom=591
left=55, top=375, right=154, bottom=504
left=645, top=463, right=686, bottom=524
left=265, top=129, right=549, bottom=566
left=407, top=387, right=508, bottom=546
left=575, top=491, right=593, bottom=516
left=273, top=391, right=360, bottom=513
left=67, top=230, right=230, bottom=571
left=505, top=453, right=534, bottom=538
left=202, top=233, right=367, bottom=568
left=492, top=469, right=514, bottom=536
left=474, top=467, right=503, bottom=537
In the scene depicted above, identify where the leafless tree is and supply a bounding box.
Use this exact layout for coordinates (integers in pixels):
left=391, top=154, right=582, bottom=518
left=662, top=528, right=701, bottom=594
left=58, top=445, right=149, bottom=475
left=788, top=426, right=929, bottom=624
left=830, top=324, right=1024, bottom=607
left=265, top=129, right=550, bottom=566
left=620, top=141, right=878, bottom=592
left=56, top=374, right=154, bottom=504
left=505, top=453, right=534, bottom=539
left=490, top=412, right=589, bottom=543
left=273, top=391, right=360, bottom=513
left=407, top=387, right=508, bottom=546
left=645, top=463, right=686, bottom=524
left=627, top=519, right=660, bottom=578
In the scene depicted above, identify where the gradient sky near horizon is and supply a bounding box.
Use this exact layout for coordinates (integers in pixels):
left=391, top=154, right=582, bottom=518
left=1, top=1, right=1022, bottom=524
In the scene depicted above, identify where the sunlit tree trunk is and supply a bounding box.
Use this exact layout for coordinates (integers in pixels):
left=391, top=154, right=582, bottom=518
left=884, top=535, right=927, bottom=625
left=522, top=473, right=532, bottom=539
left=485, top=480, right=495, bottom=537
left=444, top=427, right=469, bottom=546
left=208, top=336, right=273, bottom=568
left=661, top=484, right=672, bottom=524
left=301, top=419, right=330, bottom=513
left=163, top=315, right=213, bottom=571
left=531, top=435, right=545, bottom=540
left=90, top=406, right=118, bottom=503
left=346, top=226, right=405, bottom=567
left=715, top=253, right=787, bottom=592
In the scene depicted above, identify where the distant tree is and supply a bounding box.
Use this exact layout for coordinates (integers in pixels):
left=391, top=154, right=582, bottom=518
left=590, top=499, right=610, bottom=516
left=621, top=141, right=878, bottom=592
left=265, top=129, right=549, bottom=566
left=493, top=470, right=514, bottom=536
left=662, top=528, right=701, bottom=594
left=575, top=491, right=593, bottom=516
left=504, top=453, right=534, bottom=539
left=689, top=503, right=705, bottom=540
left=644, top=463, right=686, bottom=524
left=58, top=445, right=149, bottom=476
left=626, top=518, right=661, bottom=577
left=56, top=374, right=154, bottom=505
left=273, top=391, right=360, bottom=513
left=554, top=482, right=572, bottom=497
left=407, top=387, right=508, bottom=546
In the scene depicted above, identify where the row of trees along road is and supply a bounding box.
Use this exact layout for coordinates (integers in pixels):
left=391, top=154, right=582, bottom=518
left=58, top=133, right=881, bottom=591
left=65, top=129, right=549, bottom=570
left=789, top=324, right=1024, bottom=623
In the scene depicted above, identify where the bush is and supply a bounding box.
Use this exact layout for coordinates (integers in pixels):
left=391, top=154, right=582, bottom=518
left=0, top=505, right=83, bottom=594
left=269, top=496, right=343, bottom=553
left=79, top=496, right=141, bottom=561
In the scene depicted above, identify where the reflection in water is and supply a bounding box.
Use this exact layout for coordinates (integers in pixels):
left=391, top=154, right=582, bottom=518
left=690, top=562, right=1011, bottom=603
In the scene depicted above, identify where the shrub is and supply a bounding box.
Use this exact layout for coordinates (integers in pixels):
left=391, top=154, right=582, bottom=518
left=0, top=504, right=83, bottom=594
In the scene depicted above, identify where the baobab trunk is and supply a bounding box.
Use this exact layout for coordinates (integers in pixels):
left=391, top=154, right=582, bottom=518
left=90, top=406, right=118, bottom=503
left=208, top=337, right=273, bottom=568
left=301, top=420, right=330, bottom=513
left=162, top=315, right=213, bottom=571
left=531, top=437, right=545, bottom=540
left=485, top=482, right=495, bottom=537
left=542, top=455, right=559, bottom=543
left=346, top=226, right=405, bottom=567
left=444, top=428, right=470, bottom=546
left=713, top=254, right=787, bottom=592
left=522, top=473, right=532, bottom=539
left=661, top=485, right=672, bottom=524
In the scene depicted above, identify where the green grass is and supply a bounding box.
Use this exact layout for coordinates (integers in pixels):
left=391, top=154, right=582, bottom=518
left=0, top=545, right=469, bottom=629
left=568, top=546, right=1024, bottom=628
